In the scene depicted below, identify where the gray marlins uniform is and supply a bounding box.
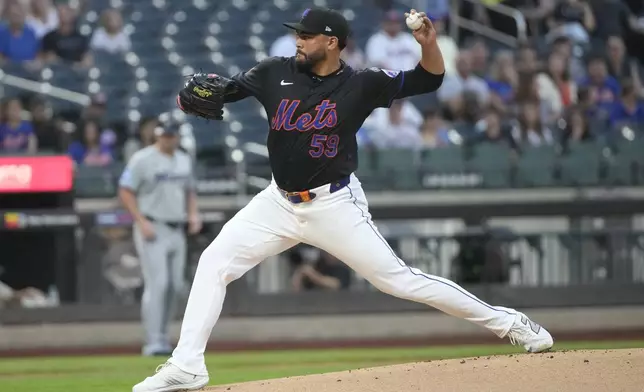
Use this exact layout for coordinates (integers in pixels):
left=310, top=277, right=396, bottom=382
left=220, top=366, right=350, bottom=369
left=119, top=145, right=196, bottom=355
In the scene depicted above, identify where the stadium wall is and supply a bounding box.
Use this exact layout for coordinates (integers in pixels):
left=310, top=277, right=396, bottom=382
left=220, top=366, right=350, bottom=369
left=1, top=306, right=644, bottom=355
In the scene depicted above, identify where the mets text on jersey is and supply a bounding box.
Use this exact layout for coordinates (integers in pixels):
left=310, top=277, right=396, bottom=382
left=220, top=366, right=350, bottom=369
left=270, top=99, right=338, bottom=132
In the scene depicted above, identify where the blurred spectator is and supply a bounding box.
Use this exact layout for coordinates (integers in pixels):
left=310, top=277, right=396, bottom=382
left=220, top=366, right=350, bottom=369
left=100, top=126, right=118, bottom=153
left=606, top=36, right=630, bottom=79
left=90, top=8, right=131, bottom=54
left=67, top=120, right=113, bottom=166
left=546, top=0, right=595, bottom=45
left=560, top=104, right=595, bottom=146
left=291, top=250, right=351, bottom=292
left=536, top=52, right=577, bottom=118
left=516, top=71, right=558, bottom=123
left=471, top=108, right=518, bottom=150
left=355, top=126, right=372, bottom=148
left=450, top=91, right=485, bottom=134
left=514, top=71, right=540, bottom=102
left=29, top=96, right=64, bottom=152
left=418, top=107, right=451, bottom=148
left=0, top=97, right=37, bottom=153
left=123, top=116, right=158, bottom=161
left=515, top=44, right=540, bottom=73
left=365, top=10, right=420, bottom=71
left=0, top=2, right=40, bottom=65
left=551, top=36, right=586, bottom=79
left=609, top=79, right=644, bottom=128
left=605, top=36, right=643, bottom=93
left=56, top=92, right=108, bottom=135
left=486, top=50, right=518, bottom=112
left=42, top=4, right=92, bottom=67
left=576, top=85, right=609, bottom=121
left=432, top=16, right=458, bottom=75
left=578, top=54, right=620, bottom=107
left=83, top=92, right=107, bottom=122
left=423, top=0, right=450, bottom=21
left=438, top=51, right=490, bottom=115
left=465, top=38, right=489, bottom=77
left=269, top=32, right=296, bottom=57
left=1, top=0, right=31, bottom=19
left=0, top=279, right=48, bottom=309
left=511, top=100, right=556, bottom=146
left=362, top=99, right=423, bottom=149
left=26, top=0, right=58, bottom=39
left=589, top=0, right=644, bottom=41
left=340, top=37, right=365, bottom=69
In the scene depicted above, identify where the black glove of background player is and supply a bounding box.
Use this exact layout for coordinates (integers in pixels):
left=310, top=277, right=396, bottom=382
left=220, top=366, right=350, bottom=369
left=176, top=73, right=238, bottom=121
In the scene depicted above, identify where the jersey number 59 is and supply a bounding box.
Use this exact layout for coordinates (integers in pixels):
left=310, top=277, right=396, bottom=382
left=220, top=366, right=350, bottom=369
left=309, top=134, right=339, bottom=158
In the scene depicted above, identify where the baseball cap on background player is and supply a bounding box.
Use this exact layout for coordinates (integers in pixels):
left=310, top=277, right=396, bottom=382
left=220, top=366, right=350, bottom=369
left=283, top=8, right=350, bottom=49
left=154, top=119, right=180, bottom=137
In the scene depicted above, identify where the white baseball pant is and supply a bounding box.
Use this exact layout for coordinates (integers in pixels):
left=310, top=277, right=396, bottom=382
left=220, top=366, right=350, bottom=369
left=169, top=174, right=515, bottom=375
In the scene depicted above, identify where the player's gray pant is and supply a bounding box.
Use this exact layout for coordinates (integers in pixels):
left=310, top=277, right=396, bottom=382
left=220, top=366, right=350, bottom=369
left=134, top=222, right=186, bottom=354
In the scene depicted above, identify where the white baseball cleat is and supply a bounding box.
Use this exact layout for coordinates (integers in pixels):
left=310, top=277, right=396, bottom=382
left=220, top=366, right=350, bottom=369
left=506, top=311, right=554, bottom=353
left=132, top=362, right=209, bottom=392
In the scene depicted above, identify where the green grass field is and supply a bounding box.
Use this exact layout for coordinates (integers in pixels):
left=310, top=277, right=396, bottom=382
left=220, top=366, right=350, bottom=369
left=1, top=341, right=643, bottom=392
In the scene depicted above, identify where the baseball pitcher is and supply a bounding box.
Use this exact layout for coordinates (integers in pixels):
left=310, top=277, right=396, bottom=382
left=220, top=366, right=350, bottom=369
left=134, top=8, right=553, bottom=392
left=118, top=121, right=202, bottom=357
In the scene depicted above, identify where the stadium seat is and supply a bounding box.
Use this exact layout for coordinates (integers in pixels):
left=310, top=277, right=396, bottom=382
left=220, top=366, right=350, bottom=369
left=377, top=148, right=419, bottom=171
left=355, top=149, right=383, bottom=188
left=420, top=146, right=466, bottom=174
left=372, top=149, right=422, bottom=189
left=357, top=149, right=376, bottom=173
left=515, top=145, right=557, bottom=187
left=451, top=121, right=478, bottom=139
left=606, top=138, right=644, bottom=186
left=417, top=146, right=473, bottom=189
left=558, top=142, right=603, bottom=187
left=467, top=143, right=513, bottom=188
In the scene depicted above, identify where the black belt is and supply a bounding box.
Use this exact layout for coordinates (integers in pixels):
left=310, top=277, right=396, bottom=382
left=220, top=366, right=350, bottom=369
left=144, top=216, right=185, bottom=229
left=278, top=176, right=350, bottom=204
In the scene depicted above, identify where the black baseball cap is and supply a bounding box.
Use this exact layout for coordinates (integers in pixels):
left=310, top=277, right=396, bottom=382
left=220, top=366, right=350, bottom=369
left=283, top=8, right=350, bottom=48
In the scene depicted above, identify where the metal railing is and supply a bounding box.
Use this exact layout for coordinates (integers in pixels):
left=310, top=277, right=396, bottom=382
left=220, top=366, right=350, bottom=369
left=249, top=228, right=644, bottom=294
left=449, top=0, right=527, bottom=48
left=0, top=70, right=90, bottom=106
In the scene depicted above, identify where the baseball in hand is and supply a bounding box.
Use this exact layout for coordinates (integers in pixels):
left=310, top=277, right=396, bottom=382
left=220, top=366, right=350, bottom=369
left=406, top=13, right=423, bottom=31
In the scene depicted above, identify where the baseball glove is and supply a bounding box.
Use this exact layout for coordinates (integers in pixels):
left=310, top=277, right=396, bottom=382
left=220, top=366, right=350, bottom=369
left=176, top=73, right=238, bottom=120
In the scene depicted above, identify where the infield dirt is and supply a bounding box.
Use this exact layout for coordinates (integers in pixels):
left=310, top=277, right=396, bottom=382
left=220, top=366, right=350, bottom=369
left=207, top=348, right=644, bottom=392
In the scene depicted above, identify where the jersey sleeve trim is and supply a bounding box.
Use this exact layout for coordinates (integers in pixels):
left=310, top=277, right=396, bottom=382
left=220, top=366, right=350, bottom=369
left=386, top=72, right=405, bottom=107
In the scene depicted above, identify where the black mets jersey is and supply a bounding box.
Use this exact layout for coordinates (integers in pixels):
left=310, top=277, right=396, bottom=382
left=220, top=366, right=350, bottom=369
left=225, top=56, right=444, bottom=192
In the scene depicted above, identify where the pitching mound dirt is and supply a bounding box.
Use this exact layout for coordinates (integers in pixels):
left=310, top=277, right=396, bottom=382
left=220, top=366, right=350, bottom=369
left=206, top=349, right=644, bottom=392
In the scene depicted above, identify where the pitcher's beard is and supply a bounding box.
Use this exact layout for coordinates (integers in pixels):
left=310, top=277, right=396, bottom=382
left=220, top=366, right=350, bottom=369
left=296, top=59, right=314, bottom=72
left=295, top=51, right=325, bottom=72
